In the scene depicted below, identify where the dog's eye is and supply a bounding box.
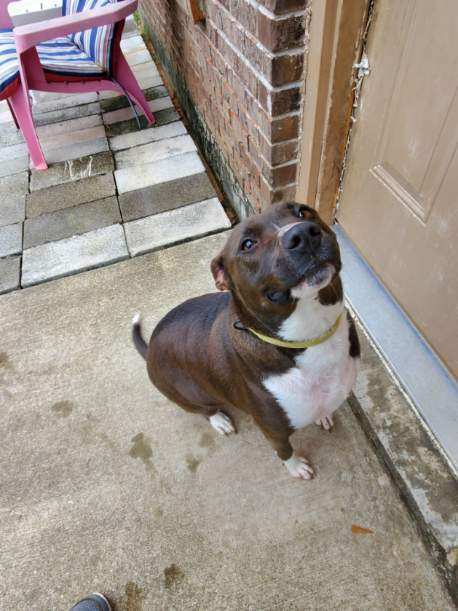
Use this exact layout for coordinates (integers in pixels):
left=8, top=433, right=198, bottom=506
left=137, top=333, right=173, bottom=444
left=241, top=238, right=256, bottom=252
left=287, top=203, right=313, bottom=219
left=266, top=290, right=290, bottom=304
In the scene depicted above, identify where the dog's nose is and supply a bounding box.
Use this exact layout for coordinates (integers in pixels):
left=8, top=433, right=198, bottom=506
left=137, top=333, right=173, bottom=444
left=281, top=222, right=322, bottom=253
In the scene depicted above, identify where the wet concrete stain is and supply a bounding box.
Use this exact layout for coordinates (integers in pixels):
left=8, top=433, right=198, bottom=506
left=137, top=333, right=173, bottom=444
left=80, top=415, right=117, bottom=450
left=0, top=352, right=14, bottom=400
left=186, top=454, right=201, bottom=472
left=129, top=433, right=155, bottom=474
left=199, top=432, right=215, bottom=448
left=163, top=564, right=184, bottom=589
left=0, top=352, right=11, bottom=368
left=184, top=430, right=221, bottom=473
left=51, top=400, right=74, bottom=417
left=118, top=581, right=145, bottom=611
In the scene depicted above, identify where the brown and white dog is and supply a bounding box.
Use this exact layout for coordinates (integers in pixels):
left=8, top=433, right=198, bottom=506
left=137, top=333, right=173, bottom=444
left=132, top=202, right=360, bottom=480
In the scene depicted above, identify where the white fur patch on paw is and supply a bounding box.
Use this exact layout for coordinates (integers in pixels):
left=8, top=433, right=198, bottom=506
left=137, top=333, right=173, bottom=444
left=284, top=455, right=314, bottom=480
left=209, top=412, right=235, bottom=435
left=315, top=415, right=334, bottom=431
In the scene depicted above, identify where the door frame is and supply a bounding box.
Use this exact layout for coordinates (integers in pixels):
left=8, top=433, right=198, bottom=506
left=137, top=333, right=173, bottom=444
left=297, top=0, right=458, bottom=471
left=295, top=0, right=369, bottom=223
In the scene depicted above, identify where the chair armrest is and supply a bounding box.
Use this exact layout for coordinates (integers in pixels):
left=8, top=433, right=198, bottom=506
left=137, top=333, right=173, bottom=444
left=0, top=0, right=21, bottom=29
left=13, top=0, right=137, bottom=53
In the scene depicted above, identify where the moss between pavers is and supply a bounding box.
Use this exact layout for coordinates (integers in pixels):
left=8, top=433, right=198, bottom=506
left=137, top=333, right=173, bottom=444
left=26, top=174, right=116, bottom=218
left=99, top=84, right=169, bottom=114
left=105, top=108, right=179, bottom=138
left=139, top=17, right=253, bottom=221
left=30, top=151, right=115, bottom=193
left=23, top=196, right=121, bottom=249
left=118, top=171, right=216, bottom=222
left=33, top=102, right=101, bottom=128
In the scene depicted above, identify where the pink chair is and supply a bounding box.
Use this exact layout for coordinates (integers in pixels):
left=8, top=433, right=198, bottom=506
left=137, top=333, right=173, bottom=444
left=0, top=0, right=155, bottom=170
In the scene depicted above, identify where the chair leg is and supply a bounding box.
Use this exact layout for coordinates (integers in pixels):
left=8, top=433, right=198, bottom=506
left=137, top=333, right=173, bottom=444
left=9, top=86, right=47, bottom=171
left=114, top=54, right=155, bottom=126
left=6, top=99, right=19, bottom=129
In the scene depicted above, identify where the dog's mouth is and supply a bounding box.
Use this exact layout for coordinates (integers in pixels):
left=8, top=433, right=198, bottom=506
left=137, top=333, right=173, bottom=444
left=304, top=264, right=334, bottom=286
left=264, top=263, right=334, bottom=305
left=292, top=263, right=334, bottom=292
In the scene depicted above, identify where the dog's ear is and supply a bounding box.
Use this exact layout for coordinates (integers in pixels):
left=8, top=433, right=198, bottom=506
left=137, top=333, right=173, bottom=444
left=211, top=254, right=229, bottom=291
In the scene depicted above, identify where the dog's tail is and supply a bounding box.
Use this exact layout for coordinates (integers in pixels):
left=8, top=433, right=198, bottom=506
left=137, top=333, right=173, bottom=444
left=132, top=312, right=148, bottom=360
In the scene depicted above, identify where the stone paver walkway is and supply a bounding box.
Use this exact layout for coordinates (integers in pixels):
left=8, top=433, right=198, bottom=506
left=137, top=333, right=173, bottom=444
left=0, top=17, right=230, bottom=294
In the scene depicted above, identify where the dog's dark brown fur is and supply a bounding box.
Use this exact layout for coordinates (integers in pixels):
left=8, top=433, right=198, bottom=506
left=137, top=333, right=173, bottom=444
left=146, top=291, right=296, bottom=458
left=133, top=202, right=359, bottom=465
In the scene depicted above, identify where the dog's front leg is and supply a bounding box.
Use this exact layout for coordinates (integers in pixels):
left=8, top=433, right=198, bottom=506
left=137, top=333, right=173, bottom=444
left=315, top=414, right=334, bottom=431
left=254, top=414, right=314, bottom=481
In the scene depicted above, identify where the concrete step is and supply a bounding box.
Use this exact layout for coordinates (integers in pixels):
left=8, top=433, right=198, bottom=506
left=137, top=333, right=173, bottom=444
left=21, top=223, right=129, bottom=287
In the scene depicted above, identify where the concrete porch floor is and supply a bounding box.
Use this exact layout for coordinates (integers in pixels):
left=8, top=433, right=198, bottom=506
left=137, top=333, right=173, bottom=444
left=0, top=234, right=454, bottom=610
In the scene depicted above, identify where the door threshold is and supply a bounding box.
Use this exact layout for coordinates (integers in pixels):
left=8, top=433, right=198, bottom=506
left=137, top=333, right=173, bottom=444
left=334, top=224, right=458, bottom=473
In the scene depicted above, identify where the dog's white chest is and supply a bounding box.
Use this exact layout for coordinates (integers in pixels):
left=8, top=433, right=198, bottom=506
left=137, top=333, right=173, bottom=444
left=263, top=315, right=357, bottom=429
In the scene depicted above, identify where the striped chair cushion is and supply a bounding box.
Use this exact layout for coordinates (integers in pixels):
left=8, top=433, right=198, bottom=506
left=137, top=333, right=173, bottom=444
left=0, top=29, right=105, bottom=98
left=38, top=37, right=106, bottom=76
left=63, top=0, right=118, bottom=72
left=0, top=29, right=20, bottom=98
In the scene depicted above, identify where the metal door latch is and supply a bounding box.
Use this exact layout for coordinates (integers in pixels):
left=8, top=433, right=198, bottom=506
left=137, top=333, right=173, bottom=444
left=352, top=53, right=370, bottom=110
left=353, top=54, right=370, bottom=77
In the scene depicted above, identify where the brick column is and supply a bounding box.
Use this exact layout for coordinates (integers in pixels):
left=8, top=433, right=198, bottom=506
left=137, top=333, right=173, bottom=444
left=139, top=0, right=310, bottom=216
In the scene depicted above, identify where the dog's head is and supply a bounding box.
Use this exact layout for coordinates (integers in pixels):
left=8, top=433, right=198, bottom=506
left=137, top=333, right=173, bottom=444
left=211, top=202, right=342, bottom=329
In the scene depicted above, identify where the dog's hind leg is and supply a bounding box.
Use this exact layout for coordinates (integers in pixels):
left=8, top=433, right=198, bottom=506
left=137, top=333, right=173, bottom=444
left=156, top=382, right=236, bottom=436
left=209, top=411, right=236, bottom=435
left=177, top=401, right=236, bottom=436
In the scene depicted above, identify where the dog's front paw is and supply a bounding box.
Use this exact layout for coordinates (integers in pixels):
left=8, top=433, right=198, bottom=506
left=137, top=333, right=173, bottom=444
left=209, top=411, right=236, bottom=435
left=315, top=415, right=334, bottom=431
left=284, top=455, right=314, bottom=480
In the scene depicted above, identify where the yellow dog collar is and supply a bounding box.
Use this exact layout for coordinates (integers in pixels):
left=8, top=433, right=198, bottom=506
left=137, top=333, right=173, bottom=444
left=248, top=314, right=342, bottom=349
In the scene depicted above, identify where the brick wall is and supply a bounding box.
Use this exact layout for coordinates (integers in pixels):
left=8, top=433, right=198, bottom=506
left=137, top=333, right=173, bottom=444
left=139, top=0, right=310, bottom=216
